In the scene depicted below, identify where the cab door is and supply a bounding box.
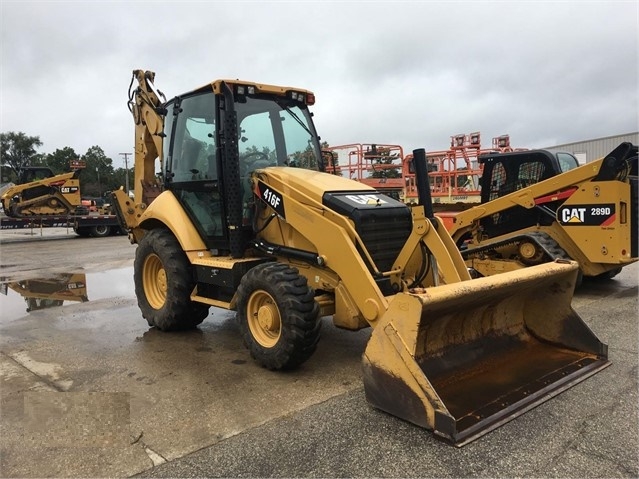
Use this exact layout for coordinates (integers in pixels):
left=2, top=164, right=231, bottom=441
left=163, top=91, right=228, bottom=251
left=479, top=154, right=555, bottom=237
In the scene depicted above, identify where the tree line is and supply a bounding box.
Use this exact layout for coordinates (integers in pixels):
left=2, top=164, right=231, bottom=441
left=0, top=131, right=131, bottom=198
left=1, top=132, right=401, bottom=200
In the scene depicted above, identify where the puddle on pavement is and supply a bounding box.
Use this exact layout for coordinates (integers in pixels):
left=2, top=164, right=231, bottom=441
left=0, top=268, right=135, bottom=323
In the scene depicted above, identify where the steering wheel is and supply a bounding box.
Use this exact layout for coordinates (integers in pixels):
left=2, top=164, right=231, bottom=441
left=242, top=151, right=270, bottom=165
left=241, top=151, right=273, bottom=176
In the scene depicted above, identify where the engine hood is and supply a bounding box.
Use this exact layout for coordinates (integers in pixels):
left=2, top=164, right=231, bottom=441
left=255, top=166, right=374, bottom=201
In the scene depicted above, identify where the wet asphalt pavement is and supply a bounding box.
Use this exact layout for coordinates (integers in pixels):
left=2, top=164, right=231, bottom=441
left=0, top=231, right=637, bottom=478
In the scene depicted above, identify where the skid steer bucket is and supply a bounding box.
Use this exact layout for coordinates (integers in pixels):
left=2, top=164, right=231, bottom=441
left=363, top=260, right=609, bottom=446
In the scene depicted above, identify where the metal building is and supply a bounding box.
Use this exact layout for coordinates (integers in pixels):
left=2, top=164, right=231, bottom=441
left=544, top=132, right=638, bottom=164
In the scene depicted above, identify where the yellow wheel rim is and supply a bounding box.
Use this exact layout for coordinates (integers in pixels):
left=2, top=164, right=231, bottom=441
left=519, top=242, right=538, bottom=260
left=247, top=290, right=281, bottom=348
left=143, top=253, right=167, bottom=310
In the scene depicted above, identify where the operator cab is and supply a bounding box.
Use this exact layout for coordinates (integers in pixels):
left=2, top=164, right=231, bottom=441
left=478, top=149, right=580, bottom=237
left=17, top=167, right=56, bottom=184
left=161, top=81, right=323, bottom=254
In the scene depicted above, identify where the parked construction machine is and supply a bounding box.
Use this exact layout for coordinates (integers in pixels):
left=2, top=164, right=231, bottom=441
left=111, top=69, right=610, bottom=446
left=443, top=145, right=638, bottom=282
left=1, top=166, right=82, bottom=217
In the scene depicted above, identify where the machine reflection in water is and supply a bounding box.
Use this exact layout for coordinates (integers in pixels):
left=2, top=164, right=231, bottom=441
left=0, top=273, right=88, bottom=312
left=0, top=267, right=135, bottom=321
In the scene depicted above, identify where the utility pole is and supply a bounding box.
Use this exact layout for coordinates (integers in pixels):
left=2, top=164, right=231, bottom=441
left=119, top=152, right=132, bottom=196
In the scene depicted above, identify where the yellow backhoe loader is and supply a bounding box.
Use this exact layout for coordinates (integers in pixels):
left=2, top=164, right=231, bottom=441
left=442, top=145, right=638, bottom=283
left=111, top=70, right=610, bottom=446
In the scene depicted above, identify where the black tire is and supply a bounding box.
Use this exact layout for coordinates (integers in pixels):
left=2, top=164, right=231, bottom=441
left=134, top=228, right=209, bottom=331
left=91, top=225, right=111, bottom=237
left=589, top=267, right=623, bottom=282
left=236, top=262, right=321, bottom=370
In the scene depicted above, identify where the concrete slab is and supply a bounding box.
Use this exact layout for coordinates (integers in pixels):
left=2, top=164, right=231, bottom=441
left=1, top=282, right=370, bottom=477
left=0, top=236, right=637, bottom=477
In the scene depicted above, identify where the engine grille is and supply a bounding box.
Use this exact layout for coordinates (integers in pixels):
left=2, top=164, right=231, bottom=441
left=322, top=192, right=412, bottom=273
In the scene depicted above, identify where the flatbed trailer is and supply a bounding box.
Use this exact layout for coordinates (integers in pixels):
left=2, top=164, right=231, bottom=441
left=0, top=213, right=124, bottom=238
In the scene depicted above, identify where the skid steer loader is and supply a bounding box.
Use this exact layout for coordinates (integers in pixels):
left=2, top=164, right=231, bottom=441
left=442, top=145, right=638, bottom=282
left=1, top=167, right=82, bottom=217
left=111, top=70, right=610, bottom=446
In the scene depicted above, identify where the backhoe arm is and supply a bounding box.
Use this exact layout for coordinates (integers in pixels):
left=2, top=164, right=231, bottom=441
left=129, top=69, right=166, bottom=205
left=112, top=70, right=167, bottom=233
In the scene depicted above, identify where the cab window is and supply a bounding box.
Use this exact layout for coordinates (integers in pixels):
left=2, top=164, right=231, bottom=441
left=235, top=96, right=321, bottom=176
left=171, top=93, right=216, bottom=182
left=238, top=111, right=278, bottom=176
left=557, top=152, right=579, bottom=172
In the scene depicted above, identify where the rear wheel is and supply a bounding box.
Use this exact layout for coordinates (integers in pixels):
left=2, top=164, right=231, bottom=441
left=237, top=262, right=321, bottom=370
left=91, top=225, right=111, bottom=237
left=134, top=228, right=209, bottom=331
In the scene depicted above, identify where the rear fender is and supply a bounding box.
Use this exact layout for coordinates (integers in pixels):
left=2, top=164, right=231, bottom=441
left=136, top=191, right=207, bottom=252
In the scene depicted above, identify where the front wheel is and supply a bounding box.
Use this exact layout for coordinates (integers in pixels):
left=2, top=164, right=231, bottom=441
left=134, top=228, right=209, bottom=331
left=589, top=267, right=623, bottom=282
left=237, top=262, right=320, bottom=370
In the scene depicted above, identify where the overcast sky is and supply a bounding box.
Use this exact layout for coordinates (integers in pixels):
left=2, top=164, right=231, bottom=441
left=1, top=1, right=637, bottom=169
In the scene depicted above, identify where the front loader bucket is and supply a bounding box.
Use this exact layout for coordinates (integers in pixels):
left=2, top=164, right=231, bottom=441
left=362, top=260, right=609, bottom=446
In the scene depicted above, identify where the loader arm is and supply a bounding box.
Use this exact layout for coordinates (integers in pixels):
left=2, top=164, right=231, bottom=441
left=448, top=159, right=603, bottom=239
left=448, top=142, right=638, bottom=243
left=253, top=167, right=471, bottom=326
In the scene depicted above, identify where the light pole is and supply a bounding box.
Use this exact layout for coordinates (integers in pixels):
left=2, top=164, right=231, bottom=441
left=96, top=166, right=101, bottom=196
left=119, top=152, right=132, bottom=196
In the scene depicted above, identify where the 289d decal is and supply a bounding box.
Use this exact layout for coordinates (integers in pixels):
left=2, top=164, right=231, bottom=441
left=557, top=203, right=616, bottom=226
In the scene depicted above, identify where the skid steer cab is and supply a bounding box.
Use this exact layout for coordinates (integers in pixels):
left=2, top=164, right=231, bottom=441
left=111, top=69, right=610, bottom=446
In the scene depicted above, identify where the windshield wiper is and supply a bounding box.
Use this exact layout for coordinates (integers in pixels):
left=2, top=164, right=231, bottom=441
left=279, top=102, right=314, bottom=138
